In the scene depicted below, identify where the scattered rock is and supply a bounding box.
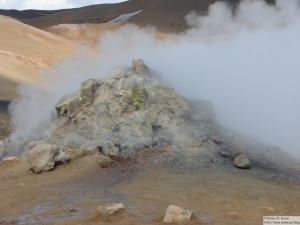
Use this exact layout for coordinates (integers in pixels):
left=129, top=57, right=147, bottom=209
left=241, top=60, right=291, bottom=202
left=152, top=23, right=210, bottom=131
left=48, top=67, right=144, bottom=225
left=99, top=157, right=111, bottom=168
left=1, top=156, right=20, bottom=162
left=97, top=203, right=125, bottom=216
left=233, top=154, right=251, bottom=169
left=163, top=205, right=193, bottom=223
left=101, top=142, right=120, bottom=157
left=27, top=144, right=70, bottom=173
left=218, top=150, right=233, bottom=158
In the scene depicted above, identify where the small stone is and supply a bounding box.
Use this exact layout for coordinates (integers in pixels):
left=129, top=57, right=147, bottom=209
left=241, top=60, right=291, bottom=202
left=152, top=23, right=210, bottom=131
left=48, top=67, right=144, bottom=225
left=163, top=205, right=193, bottom=223
left=97, top=203, right=125, bottom=216
left=218, top=150, right=233, bottom=158
left=101, top=142, right=119, bottom=157
left=233, top=154, right=251, bottom=169
left=99, top=157, right=111, bottom=168
left=2, top=156, right=20, bottom=162
left=132, top=59, right=149, bottom=74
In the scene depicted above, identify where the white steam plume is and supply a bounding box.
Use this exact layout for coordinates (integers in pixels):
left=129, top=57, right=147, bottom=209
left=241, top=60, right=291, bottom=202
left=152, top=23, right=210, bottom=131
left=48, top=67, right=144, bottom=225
left=8, top=0, right=300, bottom=158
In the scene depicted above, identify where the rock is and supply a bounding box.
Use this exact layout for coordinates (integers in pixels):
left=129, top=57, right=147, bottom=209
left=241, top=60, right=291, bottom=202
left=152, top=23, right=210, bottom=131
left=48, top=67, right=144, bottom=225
left=1, top=156, right=20, bottom=162
left=233, top=154, right=251, bottom=169
left=27, top=144, right=70, bottom=173
left=55, top=149, right=70, bottom=164
left=131, top=84, right=148, bottom=110
left=132, top=59, right=149, bottom=74
left=218, top=150, right=233, bottom=158
left=55, top=93, right=82, bottom=117
left=23, top=59, right=218, bottom=163
left=99, top=157, right=111, bottom=168
left=101, top=142, right=120, bottom=157
left=63, top=146, right=97, bottom=159
left=97, top=203, right=125, bottom=216
left=163, top=205, right=193, bottom=223
left=80, top=79, right=100, bottom=103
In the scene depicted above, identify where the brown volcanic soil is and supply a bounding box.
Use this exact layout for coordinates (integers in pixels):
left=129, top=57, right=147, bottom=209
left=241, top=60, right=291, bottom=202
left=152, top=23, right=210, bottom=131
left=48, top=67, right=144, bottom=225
left=46, top=23, right=122, bottom=46
left=0, top=0, right=276, bottom=32
left=0, top=15, right=76, bottom=100
left=0, top=153, right=299, bottom=225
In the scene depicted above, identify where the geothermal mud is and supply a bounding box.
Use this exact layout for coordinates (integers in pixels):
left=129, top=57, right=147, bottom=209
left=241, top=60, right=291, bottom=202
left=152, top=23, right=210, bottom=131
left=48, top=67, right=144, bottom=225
left=0, top=153, right=299, bottom=225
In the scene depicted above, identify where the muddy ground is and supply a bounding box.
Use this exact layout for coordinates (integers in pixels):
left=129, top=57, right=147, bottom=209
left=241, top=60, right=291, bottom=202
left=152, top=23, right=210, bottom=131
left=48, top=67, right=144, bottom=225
left=0, top=152, right=299, bottom=225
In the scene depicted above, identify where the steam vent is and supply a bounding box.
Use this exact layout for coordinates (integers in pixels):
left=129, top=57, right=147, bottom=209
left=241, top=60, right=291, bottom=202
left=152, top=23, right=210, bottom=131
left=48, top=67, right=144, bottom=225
left=6, top=59, right=296, bottom=173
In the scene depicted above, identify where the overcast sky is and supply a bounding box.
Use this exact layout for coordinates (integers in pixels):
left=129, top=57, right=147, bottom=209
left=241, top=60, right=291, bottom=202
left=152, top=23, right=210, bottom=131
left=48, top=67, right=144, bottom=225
left=0, top=0, right=125, bottom=10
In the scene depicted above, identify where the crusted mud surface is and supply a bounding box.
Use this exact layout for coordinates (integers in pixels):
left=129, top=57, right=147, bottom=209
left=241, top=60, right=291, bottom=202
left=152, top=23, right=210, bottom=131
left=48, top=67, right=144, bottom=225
left=0, top=153, right=299, bottom=225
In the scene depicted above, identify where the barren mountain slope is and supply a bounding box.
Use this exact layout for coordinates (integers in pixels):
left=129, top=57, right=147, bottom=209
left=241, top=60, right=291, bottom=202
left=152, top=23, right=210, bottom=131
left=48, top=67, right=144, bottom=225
left=46, top=23, right=121, bottom=46
left=0, top=0, right=275, bottom=32
left=0, top=15, right=76, bottom=100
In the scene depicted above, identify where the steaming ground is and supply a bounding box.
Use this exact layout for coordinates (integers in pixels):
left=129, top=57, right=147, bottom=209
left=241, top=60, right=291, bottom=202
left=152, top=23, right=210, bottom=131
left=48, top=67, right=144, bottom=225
left=8, top=0, right=300, bottom=158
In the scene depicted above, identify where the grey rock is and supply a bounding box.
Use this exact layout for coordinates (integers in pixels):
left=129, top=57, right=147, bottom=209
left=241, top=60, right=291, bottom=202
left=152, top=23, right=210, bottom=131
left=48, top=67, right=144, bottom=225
left=218, top=150, right=233, bottom=158
left=80, top=79, right=100, bottom=103
left=1, top=156, right=20, bottom=162
left=99, top=156, right=111, bottom=168
left=132, top=59, right=149, bottom=74
left=27, top=144, right=70, bottom=173
left=97, top=203, right=125, bottom=216
left=21, top=60, right=220, bottom=165
left=101, top=142, right=120, bottom=157
left=4, top=59, right=294, bottom=173
left=163, top=205, right=193, bottom=223
left=234, top=154, right=251, bottom=169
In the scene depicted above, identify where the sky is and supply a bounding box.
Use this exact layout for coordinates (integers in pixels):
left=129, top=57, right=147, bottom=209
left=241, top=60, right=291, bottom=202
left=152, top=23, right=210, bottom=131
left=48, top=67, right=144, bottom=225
left=0, top=0, right=124, bottom=10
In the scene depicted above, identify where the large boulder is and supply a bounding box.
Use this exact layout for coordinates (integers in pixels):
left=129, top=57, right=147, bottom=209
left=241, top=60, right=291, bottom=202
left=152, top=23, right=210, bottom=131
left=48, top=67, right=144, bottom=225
left=163, top=205, right=193, bottom=223
left=27, top=144, right=70, bottom=173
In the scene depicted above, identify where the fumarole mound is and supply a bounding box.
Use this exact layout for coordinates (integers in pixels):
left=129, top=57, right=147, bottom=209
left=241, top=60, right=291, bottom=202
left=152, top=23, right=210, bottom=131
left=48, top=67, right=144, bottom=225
left=2, top=59, right=297, bottom=173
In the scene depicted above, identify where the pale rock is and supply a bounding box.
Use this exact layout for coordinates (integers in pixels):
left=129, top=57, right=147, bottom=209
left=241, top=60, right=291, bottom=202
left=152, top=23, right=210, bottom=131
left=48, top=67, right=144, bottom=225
left=234, top=154, right=251, bottom=169
left=23, top=59, right=217, bottom=160
left=163, top=205, right=193, bottom=223
left=97, top=203, right=125, bottom=216
left=132, top=59, right=149, bottom=74
left=99, top=157, right=111, bottom=168
left=27, top=144, right=70, bottom=173
left=101, top=142, right=119, bottom=157
left=2, top=156, right=20, bottom=162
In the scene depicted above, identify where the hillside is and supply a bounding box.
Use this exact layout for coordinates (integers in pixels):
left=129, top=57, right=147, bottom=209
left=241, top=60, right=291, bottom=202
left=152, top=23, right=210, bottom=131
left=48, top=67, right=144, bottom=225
left=0, top=16, right=76, bottom=100
left=0, top=0, right=275, bottom=32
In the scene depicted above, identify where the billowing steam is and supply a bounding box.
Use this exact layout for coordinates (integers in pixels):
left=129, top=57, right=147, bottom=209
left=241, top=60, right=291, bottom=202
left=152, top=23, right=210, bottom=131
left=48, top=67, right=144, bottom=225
left=8, top=0, right=300, bottom=158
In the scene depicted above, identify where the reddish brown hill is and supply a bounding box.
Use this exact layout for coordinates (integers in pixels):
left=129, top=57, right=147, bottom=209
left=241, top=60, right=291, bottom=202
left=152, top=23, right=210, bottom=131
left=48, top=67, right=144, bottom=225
left=0, top=0, right=275, bottom=32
